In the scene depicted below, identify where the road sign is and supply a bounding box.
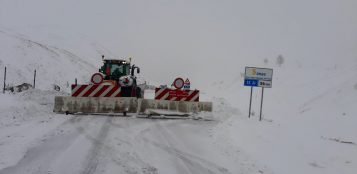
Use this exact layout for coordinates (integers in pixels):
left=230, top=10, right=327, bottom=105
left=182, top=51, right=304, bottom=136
left=173, top=78, right=184, bottom=89
left=245, top=67, right=273, bottom=81
left=184, top=78, right=190, bottom=84
left=183, top=78, right=190, bottom=90
left=244, top=79, right=258, bottom=87
left=91, top=73, right=104, bottom=85
left=244, top=67, right=273, bottom=88
left=244, top=67, right=273, bottom=121
left=258, top=80, right=272, bottom=88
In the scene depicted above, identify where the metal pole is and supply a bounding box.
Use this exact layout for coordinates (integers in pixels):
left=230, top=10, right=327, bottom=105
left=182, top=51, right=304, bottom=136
left=259, top=87, right=265, bottom=121
left=3, top=67, right=6, bottom=94
left=248, top=86, right=253, bottom=118
left=75, top=78, right=77, bottom=85
left=33, top=69, right=36, bottom=89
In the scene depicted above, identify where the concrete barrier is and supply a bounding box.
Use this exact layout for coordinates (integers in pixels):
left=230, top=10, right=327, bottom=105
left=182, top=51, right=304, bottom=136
left=137, top=99, right=213, bottom=114
left=53, top=96, right=137, bottom=114
left=54, top=97, right=212, bottom=115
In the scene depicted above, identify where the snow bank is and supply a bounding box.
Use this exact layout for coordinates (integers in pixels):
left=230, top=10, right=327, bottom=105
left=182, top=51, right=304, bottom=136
left=209, top=60, right=357, bottom=174
left=0, top=89, right=70, bottom=169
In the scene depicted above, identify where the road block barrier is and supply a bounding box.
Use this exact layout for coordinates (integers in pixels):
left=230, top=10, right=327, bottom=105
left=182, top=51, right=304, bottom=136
left=155, top=88, right=199, bottom=102
left=71, top=84, right=122, bottom=97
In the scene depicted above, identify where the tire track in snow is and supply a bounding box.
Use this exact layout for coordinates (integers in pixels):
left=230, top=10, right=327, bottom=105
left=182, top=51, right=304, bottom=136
left=0, top=115, right=103, bottom=174
left=150, top=121, right=231, bottom=174
left=104, top=117, right=159, bottom=174
left=80, top=116, right=112, bottom=174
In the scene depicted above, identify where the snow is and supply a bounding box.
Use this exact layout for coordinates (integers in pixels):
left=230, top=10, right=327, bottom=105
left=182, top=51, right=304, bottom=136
left=0, top=90, right=268, bottom=174
left=0, top=0, right=357, bottom=173
left=204, top=61, right=357, bottom=174
left=1, top=80, right=355, bottom=173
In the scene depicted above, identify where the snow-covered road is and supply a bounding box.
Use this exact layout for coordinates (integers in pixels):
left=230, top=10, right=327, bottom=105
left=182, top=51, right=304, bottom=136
left=0, top=90, right=268, bottom=174
left=0, top=114, right=248, bottom=174
left=2, top=86, right=356, bottom=174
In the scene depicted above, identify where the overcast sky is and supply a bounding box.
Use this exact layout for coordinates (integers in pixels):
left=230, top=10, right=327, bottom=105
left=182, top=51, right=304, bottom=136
left=1, top=0, right=356, bottom=87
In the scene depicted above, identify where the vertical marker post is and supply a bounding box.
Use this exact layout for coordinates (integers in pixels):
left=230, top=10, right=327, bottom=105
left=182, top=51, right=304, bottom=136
left=3, top=67, right=6, bottom=94
left=75, top=78, right=77, bottom=85
left=33, top=69, right=36, bottom=89
left=259, top=87, right=265, bottom=121
left=248, top=86, right=253, bottom=118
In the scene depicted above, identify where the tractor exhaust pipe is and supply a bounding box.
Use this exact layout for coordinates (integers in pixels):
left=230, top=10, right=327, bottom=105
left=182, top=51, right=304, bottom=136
left=131, top=65, right=140, bottom=76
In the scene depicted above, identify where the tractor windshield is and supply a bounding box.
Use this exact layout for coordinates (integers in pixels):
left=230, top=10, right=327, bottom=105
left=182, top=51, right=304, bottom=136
left=111, top=63, right=130, bottom=77
left=111, top=64, right=123, bottom=74
left=100, top=60, right=131, bottom=80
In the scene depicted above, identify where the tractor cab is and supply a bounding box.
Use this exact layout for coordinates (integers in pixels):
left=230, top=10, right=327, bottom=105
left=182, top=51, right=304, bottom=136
left=98, top=56, right=141, bottom=98
left=99, top=59, right=131, bottom=81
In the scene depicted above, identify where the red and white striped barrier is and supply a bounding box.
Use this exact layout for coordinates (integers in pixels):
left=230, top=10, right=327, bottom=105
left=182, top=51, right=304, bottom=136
left=71, top=84, right=122, bottom=97
left=155, top=88, right=199, bottom=102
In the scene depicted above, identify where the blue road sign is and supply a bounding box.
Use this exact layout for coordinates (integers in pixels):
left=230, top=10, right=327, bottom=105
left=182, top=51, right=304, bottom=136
left=244, top=79, right=259, bottom=87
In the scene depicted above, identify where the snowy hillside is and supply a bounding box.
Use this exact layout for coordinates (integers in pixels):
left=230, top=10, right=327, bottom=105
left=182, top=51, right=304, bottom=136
left=0, top=27, right=115, bottom=92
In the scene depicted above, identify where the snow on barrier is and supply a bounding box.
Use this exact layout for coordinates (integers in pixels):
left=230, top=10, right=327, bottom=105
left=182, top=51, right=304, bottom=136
left=53, top=96, right=137, bottom=113
left=54, top=97, right=212, bottom=115
left=137, top=99, right=212, bottom=115
left=71, top=84, right=122, bottom=97
left=154, top=88, right=199, bottom=102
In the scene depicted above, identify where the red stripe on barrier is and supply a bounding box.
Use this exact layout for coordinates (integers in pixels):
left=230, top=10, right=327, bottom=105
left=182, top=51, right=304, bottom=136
left=154, top=88, right=164, bottom=98
left=185, top=90, right=199, bottom=101
left=155, top=88, right=169, bottom=100
left=93, top=85, right=109, bottom=97
left=72, top=85, right=88, bottom=97
left=166, top=94, right=174, bottom=101
left=105, top=86, right=119, bottom=97
left=175, top=96, right=182, bottom=101
left=82, top=85, right=99, bottom=97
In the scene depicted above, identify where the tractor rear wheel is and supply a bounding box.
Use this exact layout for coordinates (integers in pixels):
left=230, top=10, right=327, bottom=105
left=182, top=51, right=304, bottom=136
left=136, top=87, right=142, bottom=98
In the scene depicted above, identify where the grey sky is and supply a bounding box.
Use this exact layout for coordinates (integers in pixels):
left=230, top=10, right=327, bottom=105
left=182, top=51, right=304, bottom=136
left=1, top=0, right=356, bottom=87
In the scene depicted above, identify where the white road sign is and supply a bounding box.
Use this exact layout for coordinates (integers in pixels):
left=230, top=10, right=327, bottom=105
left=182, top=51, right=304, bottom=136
left=244, top=67, right=273, bottom=88
left=183, top=78, right=190, bottom=90
left=245, top=67, right=273, bottom=81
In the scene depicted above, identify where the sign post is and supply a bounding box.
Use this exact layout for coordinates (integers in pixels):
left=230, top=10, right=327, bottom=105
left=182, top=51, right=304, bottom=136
left=248, top=86, right=253, bottom=118
left=244, top=67, right=273, bottom=121
left=259, top=87, right=264, bottom=121
left=3, top=67, right=6, bottom=94
left=33, top=69, right=36, bottom=89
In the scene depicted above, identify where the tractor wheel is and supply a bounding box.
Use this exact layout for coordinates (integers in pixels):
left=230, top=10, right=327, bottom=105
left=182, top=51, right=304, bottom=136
left=136, top=87, right=142, bottom=98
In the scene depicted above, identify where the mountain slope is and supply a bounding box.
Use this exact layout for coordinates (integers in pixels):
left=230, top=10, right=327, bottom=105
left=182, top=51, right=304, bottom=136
left=0, top=28, right=108, bottom=91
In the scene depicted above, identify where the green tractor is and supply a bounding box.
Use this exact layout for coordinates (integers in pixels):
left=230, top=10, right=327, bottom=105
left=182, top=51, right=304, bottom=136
left=97, top=55, right=142, bottom=98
